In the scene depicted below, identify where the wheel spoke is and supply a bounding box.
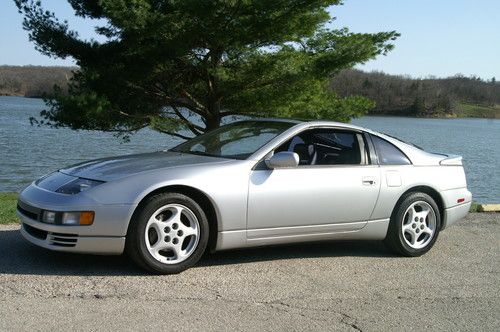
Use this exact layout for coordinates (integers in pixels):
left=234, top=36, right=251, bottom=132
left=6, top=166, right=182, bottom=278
left=181, top=224, right=198, bottom=237
left=408, top=208, right=417, bottom=223
left=148, top=215, right=162, bottom=227
left=408, top=230, right=417, bottom=245
left=166, top=205, right=183, bottom=224
left=150, top=239, right=169, bottom=253
left=422, top=226, right=434, bottom=236
left=148, top=217, right=166, bottom=236
left=421, top=206, right=430, bottom=219
left=172, top=243, right=186, bottom=259
left=402, top=223, right=412, bottom=232
left=403, top=227, right=417, bottom=245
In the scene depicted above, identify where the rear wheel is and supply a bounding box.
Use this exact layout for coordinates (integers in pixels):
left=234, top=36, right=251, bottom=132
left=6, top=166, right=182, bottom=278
left=126, top=193, right=209, bottom=274
left=384, top=192, right=441, bottom=256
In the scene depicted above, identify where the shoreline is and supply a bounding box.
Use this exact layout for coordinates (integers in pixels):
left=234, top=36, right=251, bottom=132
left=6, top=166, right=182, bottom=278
left=363, top=113, right=500, bottom=120
left=1, top=95, right=499, bottom=119
left=0, top=94, right=53, bottom=99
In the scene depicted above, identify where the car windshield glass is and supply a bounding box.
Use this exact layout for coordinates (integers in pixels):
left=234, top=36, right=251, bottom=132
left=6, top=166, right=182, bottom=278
left=170, top=121, right=295, bottom=159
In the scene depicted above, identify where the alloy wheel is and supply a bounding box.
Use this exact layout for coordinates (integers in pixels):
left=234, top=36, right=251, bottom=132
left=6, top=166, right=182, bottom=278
left=401, top=201, right=437, bottom=249
left=144, top=203, right=200, bottom=264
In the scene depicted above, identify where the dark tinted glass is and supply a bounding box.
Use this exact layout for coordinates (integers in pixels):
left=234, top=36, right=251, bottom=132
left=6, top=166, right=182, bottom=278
left=371, top=135, right=411, bottom=165
left=277, top=129, right=362, bottom=165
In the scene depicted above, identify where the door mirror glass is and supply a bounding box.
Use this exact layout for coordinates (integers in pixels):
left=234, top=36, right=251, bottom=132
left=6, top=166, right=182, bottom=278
left=265, top=151, right=299, bottom=169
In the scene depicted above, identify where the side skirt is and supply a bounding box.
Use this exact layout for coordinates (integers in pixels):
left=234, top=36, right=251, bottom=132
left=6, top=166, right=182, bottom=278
left=215, top=218, right=389, bottom=251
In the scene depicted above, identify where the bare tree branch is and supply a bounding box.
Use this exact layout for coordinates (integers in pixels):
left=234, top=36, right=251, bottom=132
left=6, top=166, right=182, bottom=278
left=154, top=129, right=193, bottom=140
left=171, top=105, right=205, bottom=135
left=181, top=89, right=207, bottom=114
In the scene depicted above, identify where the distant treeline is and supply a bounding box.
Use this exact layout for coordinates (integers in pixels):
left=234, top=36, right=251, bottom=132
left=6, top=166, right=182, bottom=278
left=1, top=65, right=499, bottom=117
left=0, top=66, right=74, bottom=97
left=331, top=69, right=500, bottom=117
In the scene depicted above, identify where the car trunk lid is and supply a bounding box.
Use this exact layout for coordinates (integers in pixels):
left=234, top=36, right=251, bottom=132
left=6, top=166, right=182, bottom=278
left=439, top=154, right=463, bottom=166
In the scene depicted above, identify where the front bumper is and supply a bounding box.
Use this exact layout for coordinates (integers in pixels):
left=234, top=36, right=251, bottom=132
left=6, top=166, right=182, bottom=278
left=19, top=211, right=125, bottom=255
left=17, top=183, right=137, bottom=255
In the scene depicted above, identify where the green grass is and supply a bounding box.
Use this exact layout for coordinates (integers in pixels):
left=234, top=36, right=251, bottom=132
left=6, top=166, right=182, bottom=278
left=469, top=201, right=481, bottom=213
left=0, top=193, right=19, bottom=224
left=455, top=103, right=500, bottom=118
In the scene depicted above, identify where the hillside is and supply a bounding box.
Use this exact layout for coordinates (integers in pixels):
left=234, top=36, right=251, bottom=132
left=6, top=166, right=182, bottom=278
left=0, top=66, right=74, bottom=97
left=331, top=69, right=500, bottom=118
left=1, top=66, right=499, bottom=118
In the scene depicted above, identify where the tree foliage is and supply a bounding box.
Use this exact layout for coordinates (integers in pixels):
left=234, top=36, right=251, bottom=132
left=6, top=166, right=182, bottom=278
left=15, top=0, right=398, bottom=139
left=331, top=69, right=500, bottom=116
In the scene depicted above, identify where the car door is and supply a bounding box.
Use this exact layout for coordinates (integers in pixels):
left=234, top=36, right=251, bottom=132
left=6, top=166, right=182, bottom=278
left=247, top=128, right=381, bottom=239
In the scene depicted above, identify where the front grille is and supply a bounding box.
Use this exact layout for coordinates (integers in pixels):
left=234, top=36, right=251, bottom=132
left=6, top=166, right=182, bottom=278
left=23, top=223, right=47, bottom=240
left=17, top=201, right=41, bottom=221
left=47, top=232, right=78, bottom=247
left=23, top=224, right=79, bottom=247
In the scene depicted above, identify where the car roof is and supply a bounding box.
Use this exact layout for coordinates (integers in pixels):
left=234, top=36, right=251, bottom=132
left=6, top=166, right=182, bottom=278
left=242, top=117, right=304, bottom=124
left=246, top=117, right=369, bottom=132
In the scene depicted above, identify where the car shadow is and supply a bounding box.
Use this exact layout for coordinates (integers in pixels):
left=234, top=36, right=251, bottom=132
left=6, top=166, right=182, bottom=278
left=0, top=228, right=395, bottom=276
left=200, top=240, right=394, bottom=268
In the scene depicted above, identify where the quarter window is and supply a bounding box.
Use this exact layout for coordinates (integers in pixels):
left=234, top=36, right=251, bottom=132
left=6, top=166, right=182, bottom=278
left=371, top=135, right=411, bottom=165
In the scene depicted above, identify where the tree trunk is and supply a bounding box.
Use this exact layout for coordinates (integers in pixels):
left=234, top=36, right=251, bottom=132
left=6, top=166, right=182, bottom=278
left=205, top=102, right=222, bottom=154
left=205, top=116, right=220, bottom=132
left=205, top=98, right=221, bottom=132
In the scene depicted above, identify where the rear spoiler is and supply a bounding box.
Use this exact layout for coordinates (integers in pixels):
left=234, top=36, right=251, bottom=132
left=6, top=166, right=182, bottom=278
left=439, top=155, right=463, bottom=166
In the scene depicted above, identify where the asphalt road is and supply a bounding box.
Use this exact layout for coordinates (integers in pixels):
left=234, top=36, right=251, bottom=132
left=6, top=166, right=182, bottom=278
left=0, top=213, right=499, bottom=331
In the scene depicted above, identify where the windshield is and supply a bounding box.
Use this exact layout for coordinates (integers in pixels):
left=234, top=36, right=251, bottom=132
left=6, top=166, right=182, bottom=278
left=170, top=121, right=295, bottom=159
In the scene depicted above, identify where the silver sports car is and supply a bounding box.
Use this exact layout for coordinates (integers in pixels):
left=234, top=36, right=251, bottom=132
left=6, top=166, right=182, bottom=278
left=17, top=119, right=471, bottom=274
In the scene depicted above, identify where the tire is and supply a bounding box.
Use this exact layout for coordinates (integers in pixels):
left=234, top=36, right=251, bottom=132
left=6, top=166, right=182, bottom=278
left=126, top=192, right=209, bottom=274
left=384, top=192, right=441, bottom=257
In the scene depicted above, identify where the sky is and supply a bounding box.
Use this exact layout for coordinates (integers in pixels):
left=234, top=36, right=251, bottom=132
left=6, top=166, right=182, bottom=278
left=1, top=0, right=499, bottom=79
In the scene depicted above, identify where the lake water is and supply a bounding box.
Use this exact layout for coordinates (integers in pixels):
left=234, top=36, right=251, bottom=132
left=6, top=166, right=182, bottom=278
left=1, top=96, right=498, bottom=203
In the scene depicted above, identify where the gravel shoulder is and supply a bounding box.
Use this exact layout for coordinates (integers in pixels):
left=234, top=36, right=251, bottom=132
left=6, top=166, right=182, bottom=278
left=0, top=213, right=499, bottom=331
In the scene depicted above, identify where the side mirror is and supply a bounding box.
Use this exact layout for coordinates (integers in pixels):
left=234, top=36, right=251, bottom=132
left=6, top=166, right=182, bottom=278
left=265, top=151, right=299, bottom=169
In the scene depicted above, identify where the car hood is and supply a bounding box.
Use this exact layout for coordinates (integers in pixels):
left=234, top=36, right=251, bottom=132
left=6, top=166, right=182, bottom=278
left=59, top=151, right=231, bottom=181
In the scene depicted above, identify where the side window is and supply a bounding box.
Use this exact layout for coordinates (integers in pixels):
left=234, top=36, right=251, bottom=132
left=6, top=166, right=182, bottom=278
left=371, top=135, right=411, bottom=165
left=276, top=129, right=365, bottom=166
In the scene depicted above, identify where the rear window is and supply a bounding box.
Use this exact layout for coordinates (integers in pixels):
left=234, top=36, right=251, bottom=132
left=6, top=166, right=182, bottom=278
left=371, top=135, right=411, bottom=165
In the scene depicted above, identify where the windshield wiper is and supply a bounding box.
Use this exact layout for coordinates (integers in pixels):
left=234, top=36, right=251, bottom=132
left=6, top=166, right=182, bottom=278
left=171, top=149, right=222, bottom=158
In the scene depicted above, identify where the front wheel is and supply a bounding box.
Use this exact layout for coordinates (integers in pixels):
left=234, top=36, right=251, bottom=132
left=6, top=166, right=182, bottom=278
left=126, top=193, right=209, bottom=274
left=384, top=192, right=441, bottom=256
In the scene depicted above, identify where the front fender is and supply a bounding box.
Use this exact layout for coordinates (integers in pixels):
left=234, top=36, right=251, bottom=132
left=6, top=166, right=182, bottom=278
left=86, top=161, right=253, bottom=232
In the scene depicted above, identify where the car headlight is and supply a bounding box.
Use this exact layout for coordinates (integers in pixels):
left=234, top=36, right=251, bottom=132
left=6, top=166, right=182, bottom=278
left=55, top=178, right=104, bottom=194
left=42, top=211, right=57, bottom=224
left=41, top=211, right=94, bottom=225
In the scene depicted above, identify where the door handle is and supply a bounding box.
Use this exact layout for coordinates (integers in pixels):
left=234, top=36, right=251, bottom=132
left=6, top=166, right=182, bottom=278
left=362, top=177, right=376, bottom=186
